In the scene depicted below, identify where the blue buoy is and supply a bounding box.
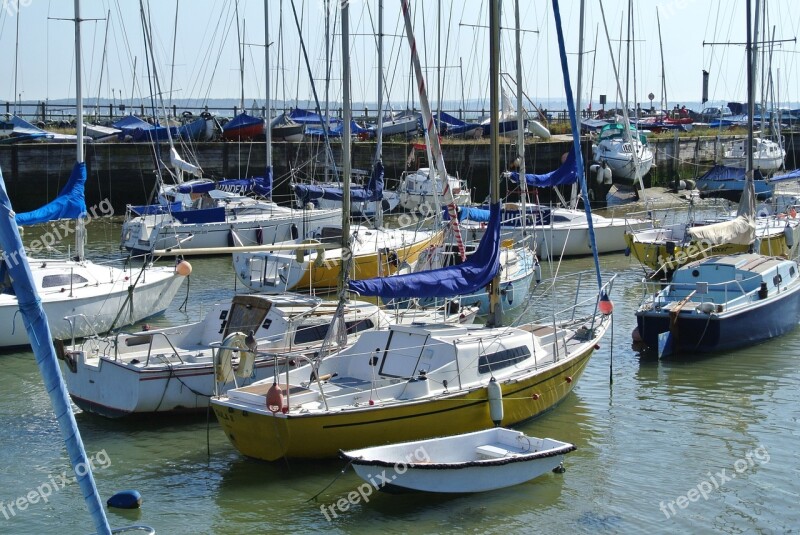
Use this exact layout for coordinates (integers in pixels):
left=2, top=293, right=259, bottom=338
left=107, top=490, right=142, bottom=509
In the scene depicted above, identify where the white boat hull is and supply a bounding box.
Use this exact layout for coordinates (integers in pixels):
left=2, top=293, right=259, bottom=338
left=0, top=266, right=183, bottom=347
left=344, top=428, right=574, bottom=493
left=121, top=208, right=340, bottom=255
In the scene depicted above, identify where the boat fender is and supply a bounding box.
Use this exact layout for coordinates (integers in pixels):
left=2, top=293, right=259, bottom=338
left=501, top=282, right=513, bottom=304
left=534, top=260, right=542, bottom=284
left=291, top=223, right=299, bottom=240
left=215, top=332, right=249, bottom=382
left=107, top=490, right=142, bottom=509
left=175, top=260, right=192, bottom=277
left=624, top=246, right=631, bottom=257
left=695, top=302, right=716, bottom=314
left=602, top=162, right=613, bottom=185
left=487, top=378, right=503, bottom=426
left=758, top=282, right=768, bottom=299
left=785, top=223, right=795, bottom=250
left=256, top=226, right=264, bottom=245
left=598, top=292, right=614, bottom=315
left=266, top=382, right=284, bottom=413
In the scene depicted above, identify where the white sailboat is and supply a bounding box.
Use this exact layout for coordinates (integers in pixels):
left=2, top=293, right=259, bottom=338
left=0, top=1, right=186, bottom=349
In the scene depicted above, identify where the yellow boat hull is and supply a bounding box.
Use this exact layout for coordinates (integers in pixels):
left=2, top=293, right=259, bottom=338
left=292, top=232, right=440, bottom=290
left=212, top=346, right=595, bottom=461
left=624, top=232, right=791, bottom=273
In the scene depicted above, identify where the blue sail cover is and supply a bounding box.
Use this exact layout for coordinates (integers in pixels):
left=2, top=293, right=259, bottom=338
left=770, top=168, right=800, bottom=182
left=294, top=162, right=384, bottom=204
left=508, top=148, right=578, bottom=188
left=222, top=112, right=263, bottom=132
left=289, top=108, right=341, bottom=125
left=348, top=202, right=501, bottom=299
left=176, top=180, right=215, bottom=194
left=15, top=162, right=86, bottom=226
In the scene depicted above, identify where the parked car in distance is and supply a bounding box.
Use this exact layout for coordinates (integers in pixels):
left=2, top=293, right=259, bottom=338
left=699, top=106, right=732, bottom=122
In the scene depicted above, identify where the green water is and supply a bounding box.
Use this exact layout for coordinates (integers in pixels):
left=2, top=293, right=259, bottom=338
left=0, top=220, right=798, bottom=534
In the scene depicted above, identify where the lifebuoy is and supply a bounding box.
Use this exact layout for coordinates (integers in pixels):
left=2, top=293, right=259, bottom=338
left=215, top=332, right=250, bottom=383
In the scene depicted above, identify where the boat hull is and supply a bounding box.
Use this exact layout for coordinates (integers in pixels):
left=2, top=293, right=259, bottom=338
left=0, top=269, right=183, bottom=348
left=122, top=209, right=341, bottom=256
left=636, top=284, right=800, bottom=353
left=64, top=356, right=282, bottom=417
left=212, top=345, right=596, bottom=461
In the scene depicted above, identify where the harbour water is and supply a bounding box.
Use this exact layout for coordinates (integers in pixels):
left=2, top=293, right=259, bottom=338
left=0, top=218, right=798, bottom=534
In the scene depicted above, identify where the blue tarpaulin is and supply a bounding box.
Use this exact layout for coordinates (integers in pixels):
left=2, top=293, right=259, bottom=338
left=697, top=165, right=766, bottom=182
left=294, top=162, right=383, bottom=204
left=508, top=148, right=578, bottom=188
left=348, top=202, right=501, bottom=299
left=770, top=168, right=800, bottom=182
left=15, top=162, right=86, bottom=226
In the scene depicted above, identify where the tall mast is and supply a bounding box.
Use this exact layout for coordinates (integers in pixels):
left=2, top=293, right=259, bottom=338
left=486, top=0, right=502, bottom=327
left=265, top=0, right=272, bottom=199
left=339, top=0, right=352, bottom=294
left=657, top=8, right=667, bottom=112
left=235, top=1, right=245, bottom=112
left=74, top=0, right=86, bottom=261
left=399, top=0, right=466, bottom=261
left=375, top=0, right=384, bottom=228
left=570, top=0, right=586, bottom=208
left=514, top=0, right=528, bottom=223
left=737, top=0, right=756, bottom=221
left=169, top=1, right=179, bottom=111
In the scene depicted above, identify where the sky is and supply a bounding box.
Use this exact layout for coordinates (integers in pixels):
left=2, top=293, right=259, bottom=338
left=0, top=0, right=799, bottom=115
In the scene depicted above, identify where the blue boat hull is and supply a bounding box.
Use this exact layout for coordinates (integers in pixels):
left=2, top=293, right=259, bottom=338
left=636, top=286, right=800, bottom=354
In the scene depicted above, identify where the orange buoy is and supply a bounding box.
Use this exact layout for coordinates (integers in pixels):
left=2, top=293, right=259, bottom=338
left=176, top=260, right=193, bottom=277
left=598, top=292, right=614, bottom=315
left=266, top=382, right=284, bottom=413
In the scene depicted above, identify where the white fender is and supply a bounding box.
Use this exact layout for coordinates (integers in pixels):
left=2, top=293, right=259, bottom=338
left=487, top=377, right=504, bottom=426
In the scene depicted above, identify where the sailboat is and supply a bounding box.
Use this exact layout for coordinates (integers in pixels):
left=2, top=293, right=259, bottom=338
left=210, top=0, right=614, bottom=462
left=634, top=0, right=800, bottom=357
left=120, top=7, right=339, bottom=257
left=0, top=1, right=187, bottom=349
left=232, top=0, right=438, bottom=293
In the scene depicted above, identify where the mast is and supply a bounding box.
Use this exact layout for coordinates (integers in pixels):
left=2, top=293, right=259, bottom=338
left=570, top=0, right=586, bottom=208
left=235, top=1, right=245, bottom=113
left=740, top=0, right=756, bottom=219
left=265, top=0, right=273, bottom=199
left=486, top=0, right=502, bottom=327
left=74, top=0, right=86, bottom=261
left=514, top=0, right=528, bottom=228
left=375, top=0, right=384, bottom=228
left=399, top=0, right=466, bottom=261
left=169, top=1, right=179, bottom=111
left=339, top=0, right=352, bottom=294
left=657, top=8, right=667, bottom=112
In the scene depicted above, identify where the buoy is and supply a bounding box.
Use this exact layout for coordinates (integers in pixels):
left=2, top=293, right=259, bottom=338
left=175, top=260, right=192, bottom=277
left=598, top=292, right=614, bottom=315
left=487, top=377, right=503, bottom=426
left=107, top=490, right=142, bottom=509
left=266, top=382, right=284, bottom=413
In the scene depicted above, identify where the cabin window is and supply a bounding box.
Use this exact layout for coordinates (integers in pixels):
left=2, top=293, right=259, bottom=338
left=294, top=319, right=375, bottom=345
left=478, top=346, right=531, bottom=374
left=42, top=274, right=89, bottom=288
left=790, top=267, right=796, bottom=277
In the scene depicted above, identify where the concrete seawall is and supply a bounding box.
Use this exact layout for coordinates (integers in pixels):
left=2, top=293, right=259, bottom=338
left=1, top=133, right=797, bottom=213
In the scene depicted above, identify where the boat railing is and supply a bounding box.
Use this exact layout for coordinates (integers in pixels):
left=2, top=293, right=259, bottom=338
left=642, top=277, right=755, bottom=309
left=64, top=314, right=103, bottom=347
left=111, top=330, right=185, bottom=366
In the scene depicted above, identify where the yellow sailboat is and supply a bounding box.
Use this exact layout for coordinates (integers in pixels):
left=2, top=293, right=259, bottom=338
left=212, top=0, right=615, bottom=462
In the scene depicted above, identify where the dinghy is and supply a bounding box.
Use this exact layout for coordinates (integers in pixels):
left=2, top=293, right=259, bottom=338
left=340, top=428, right=575, bottom=493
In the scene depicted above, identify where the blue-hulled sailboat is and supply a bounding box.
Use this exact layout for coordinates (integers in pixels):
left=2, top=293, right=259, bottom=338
left=634, top=0, right=800, bottom=358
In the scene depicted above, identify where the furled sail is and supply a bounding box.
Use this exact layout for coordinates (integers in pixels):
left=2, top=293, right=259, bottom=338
left=15, top=162, right=86, bottom=226
left=507, top=148, right=578, bottom=188
left=170, top=147, right=203, bottom=178
left=348, top=202, right=500, bottom=299
left=294, top=161, right=384, bottom=204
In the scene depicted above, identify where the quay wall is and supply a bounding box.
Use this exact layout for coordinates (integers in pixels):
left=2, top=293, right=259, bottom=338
left=0, top=133, right=797, bottom=213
